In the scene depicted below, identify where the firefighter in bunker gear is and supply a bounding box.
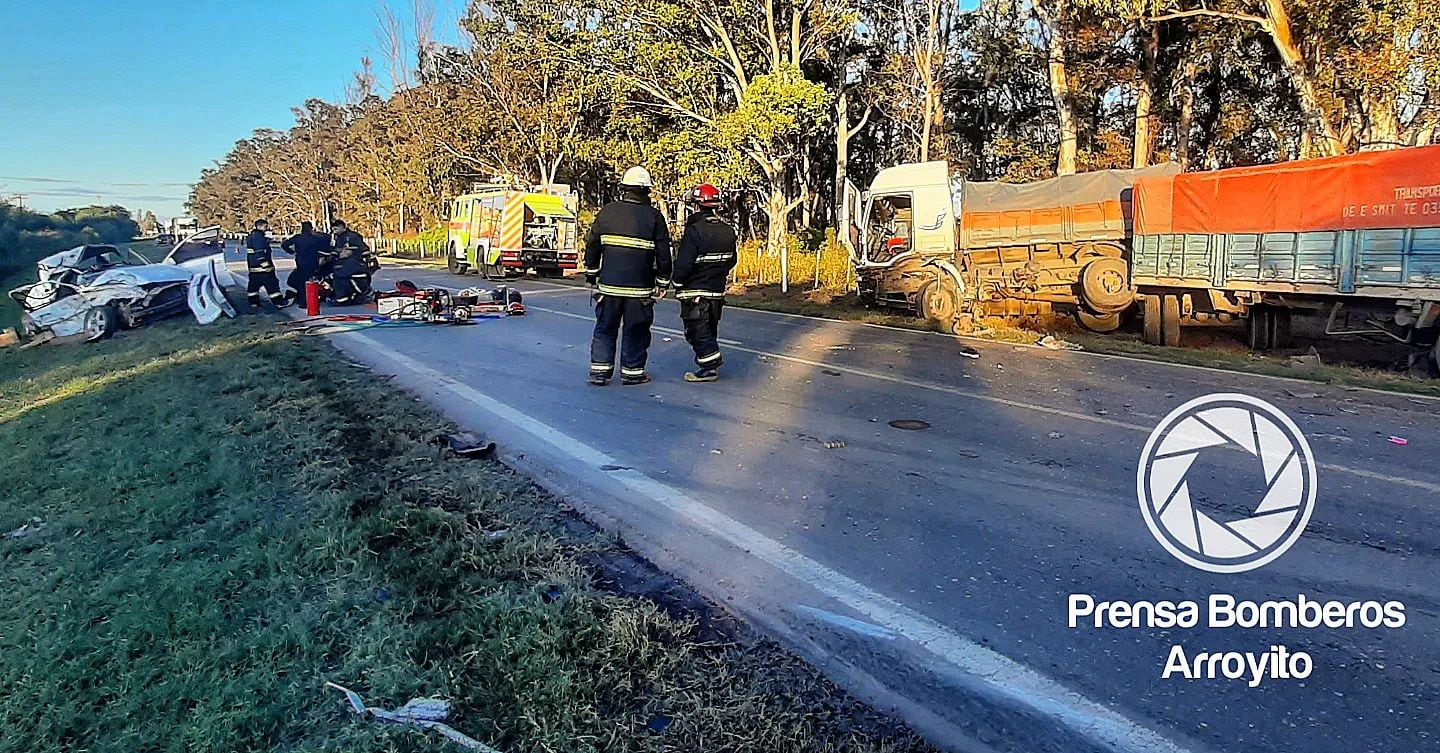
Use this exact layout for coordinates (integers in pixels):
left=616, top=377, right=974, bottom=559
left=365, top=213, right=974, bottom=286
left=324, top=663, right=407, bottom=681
left=672, top=183, right=737, bottom=382
left=585, top=166, right=672, bottom=386
left=329, top=219, right=376, bottom=305
left=281, top=220, right=328, bottom=299
left=245, top=219, right=290, bottom=308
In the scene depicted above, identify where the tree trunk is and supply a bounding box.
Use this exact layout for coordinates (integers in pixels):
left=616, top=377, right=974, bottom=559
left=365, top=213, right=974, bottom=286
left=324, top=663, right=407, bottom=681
left=1035, top=0, right=1077, bottom=175
left=834, top=89, right=850, bottom=230
left=1132, top=24, right=1159, bottom=169
left=1261, top=0, right=1342, bottom=157
left=1174, top=50, right=1200, bottom=170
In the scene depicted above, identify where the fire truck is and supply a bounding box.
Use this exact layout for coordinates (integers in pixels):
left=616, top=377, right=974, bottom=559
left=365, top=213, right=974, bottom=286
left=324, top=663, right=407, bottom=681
left=445, top=183, right=580, bottom=278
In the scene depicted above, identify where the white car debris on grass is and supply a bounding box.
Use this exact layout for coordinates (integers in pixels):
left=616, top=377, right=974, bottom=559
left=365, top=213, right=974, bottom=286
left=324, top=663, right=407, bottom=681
left=7, top=227, right=238, bottom=345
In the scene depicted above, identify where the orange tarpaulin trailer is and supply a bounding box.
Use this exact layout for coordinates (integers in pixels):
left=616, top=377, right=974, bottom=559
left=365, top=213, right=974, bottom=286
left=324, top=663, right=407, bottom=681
left=1135, top=145, right=1440, bottom=236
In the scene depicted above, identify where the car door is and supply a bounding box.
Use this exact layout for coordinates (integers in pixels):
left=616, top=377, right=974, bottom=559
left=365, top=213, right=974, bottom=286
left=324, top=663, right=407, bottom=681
left=162, top=225, right=239, bottom=288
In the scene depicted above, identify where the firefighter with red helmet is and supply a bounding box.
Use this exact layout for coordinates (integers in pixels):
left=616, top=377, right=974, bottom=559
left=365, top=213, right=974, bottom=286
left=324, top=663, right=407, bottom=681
left=584, top=166, right=672, bottom=386
left=671, top=183, right=738, bottom=382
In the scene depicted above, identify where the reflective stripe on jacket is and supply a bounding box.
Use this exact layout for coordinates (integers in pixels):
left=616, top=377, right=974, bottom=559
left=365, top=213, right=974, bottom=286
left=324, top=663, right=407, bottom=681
left=584, top=197, right=672, bottom=297
left=672, top=210, right=737, bottom=298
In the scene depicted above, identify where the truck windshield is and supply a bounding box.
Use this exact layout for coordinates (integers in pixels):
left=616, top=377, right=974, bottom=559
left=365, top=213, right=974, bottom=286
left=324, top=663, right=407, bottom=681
left=866, top=194, right=912, bottom=264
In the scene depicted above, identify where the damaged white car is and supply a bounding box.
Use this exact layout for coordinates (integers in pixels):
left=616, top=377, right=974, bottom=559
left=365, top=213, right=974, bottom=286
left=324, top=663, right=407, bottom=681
left=8, top=227, right=238, bottom=343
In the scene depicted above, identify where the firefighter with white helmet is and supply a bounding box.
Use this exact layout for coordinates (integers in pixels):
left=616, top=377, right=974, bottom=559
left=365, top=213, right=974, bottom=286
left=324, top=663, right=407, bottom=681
left=672, top=183, right=737, bottom=382
left=583, top=166, right=672, bottom=385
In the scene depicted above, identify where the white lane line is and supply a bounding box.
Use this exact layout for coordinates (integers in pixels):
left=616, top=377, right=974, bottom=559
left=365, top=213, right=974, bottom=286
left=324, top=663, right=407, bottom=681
left=341, top=329, right=1198, bottom=753
left=508, top=276, right=1440, bottom=404
left=526, top=301, right=1440, bottom=494
left=530, top=303, right=743, bottom=346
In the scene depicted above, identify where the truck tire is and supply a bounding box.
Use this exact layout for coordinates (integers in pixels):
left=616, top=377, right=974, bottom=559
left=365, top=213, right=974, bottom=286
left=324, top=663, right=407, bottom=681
left=1161, top=294, right=1182, bottom=347
left=919, top=280, right=958, bottom=330
left=1247, top=306, right=1273, bottom=351
left=1079, top=258, right=1133, bottom=312
left=83, top=304, right=119, bottom=343
left=1142, top=295, right=1162, bottom=345
left=1268, top=307, right=1293, bottom=350
left=447, top=244, right=468, bottom=275
left=1076, top=307, right=1122, bottom=333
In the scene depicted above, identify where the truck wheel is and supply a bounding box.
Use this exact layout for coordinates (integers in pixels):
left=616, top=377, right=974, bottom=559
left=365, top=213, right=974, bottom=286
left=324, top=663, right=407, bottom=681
left=1080, top=258, right=1133, bottom=312
left=919, top=280, right=958, bottom=329
left=83, top=304, right=119, bottom=342
left=1268, top=307, right=1293, bottom=350
left=1076, top=307, right=1122, bottom=333
left=1247, top=307, right=1273, bottom=351
left=1161, top=294, right=1182, bottom=347
left=447, top=246, right=468, bottom=275
left=1142, top=295, right=1162, bottom=345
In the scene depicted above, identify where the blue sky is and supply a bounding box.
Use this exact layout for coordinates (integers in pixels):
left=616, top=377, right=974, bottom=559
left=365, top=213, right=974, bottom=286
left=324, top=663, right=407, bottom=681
left=0, top=0, right=462, bottom=219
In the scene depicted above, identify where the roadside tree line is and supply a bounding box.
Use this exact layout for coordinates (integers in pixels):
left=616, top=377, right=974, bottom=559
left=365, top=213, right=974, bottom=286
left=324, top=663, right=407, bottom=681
left=188, top=0, right=1439, bottom=250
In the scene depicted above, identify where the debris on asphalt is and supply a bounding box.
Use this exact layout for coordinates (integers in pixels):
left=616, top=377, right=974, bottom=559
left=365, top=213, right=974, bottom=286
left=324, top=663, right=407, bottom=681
left=887, top=419, right=931, bottom=430
left=1036, top=334, right=1081, bottom=351
left=1047, top=431, right=1064, bottom=439
left=821, top=369, right=842, bottom=376
left=4, top=517, right=45, bottom=539
left=710, top=448, right=723, bottom=455
left=957, top=449, right=980, bottom=459
left=1388, top=436, right=1409, bottom=446
left=435, top=432, right=496, bottom=458
left=823, top=440, right=846, bottom=449
left=1283, top=389, right=1323, bottom=399
left=957, top=345, right=981, bottom=359
left=326, top=683, right=498, bottom=752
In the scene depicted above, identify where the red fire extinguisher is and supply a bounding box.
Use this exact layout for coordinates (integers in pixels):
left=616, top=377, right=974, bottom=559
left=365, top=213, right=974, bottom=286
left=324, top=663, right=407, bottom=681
left=305, top=280, right=321, bottom=316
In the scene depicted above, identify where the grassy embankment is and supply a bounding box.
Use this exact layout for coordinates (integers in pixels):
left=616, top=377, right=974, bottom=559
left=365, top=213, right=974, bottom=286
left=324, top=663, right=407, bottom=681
left=0, top=316, right=931, bottom=752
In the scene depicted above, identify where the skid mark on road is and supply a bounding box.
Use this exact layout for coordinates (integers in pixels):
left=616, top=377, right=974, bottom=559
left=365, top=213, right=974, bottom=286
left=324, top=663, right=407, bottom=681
left=342, top=329, right=1200, bottom=753
left=524, top=302, right=1440, bottom=494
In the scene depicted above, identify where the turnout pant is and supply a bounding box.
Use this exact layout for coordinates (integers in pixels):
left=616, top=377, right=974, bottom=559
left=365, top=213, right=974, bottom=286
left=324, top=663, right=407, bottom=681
left=680, top=297, right=725, bottom=369
left=590, top=295, right=654, bottom=380
left=286, top=265, right=318, bottom=298
left=331, top=257, right=373, bottom=305
left=247, top=270, right=286, bottom=306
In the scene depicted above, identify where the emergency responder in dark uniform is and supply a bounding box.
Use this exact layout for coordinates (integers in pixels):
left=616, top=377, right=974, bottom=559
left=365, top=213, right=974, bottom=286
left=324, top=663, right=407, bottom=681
left=672, top=183, right=738, bottom=382
left=329, top=219, right=376, bottom=305
left=280, top=220, right=327, bottom=299
left=585, top=166, right=671, bottom=386
left=245, top=219, right=289, bottom=308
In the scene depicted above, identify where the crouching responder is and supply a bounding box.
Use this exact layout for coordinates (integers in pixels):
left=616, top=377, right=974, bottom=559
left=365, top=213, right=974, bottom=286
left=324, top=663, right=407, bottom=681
left=672, top=183, right=737, bottom=382
left=329, top=219, right=376, bottom=305
left=585, top=166, right=671, bottom=386
left=281, top=220, right=327, bottom=300
left=245, top=219, right=289, bottom=309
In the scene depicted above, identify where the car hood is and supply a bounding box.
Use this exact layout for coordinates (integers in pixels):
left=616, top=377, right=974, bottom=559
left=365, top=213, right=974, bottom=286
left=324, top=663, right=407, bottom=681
left=90, top=264, right=193, bottom=287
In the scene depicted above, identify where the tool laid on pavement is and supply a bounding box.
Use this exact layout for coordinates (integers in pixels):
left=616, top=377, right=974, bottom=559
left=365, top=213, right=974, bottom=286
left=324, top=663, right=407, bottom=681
left=374, top=281, right=525, bottom=322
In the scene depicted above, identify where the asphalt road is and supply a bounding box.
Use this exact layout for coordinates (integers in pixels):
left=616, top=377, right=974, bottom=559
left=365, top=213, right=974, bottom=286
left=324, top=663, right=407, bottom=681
left=254, top=251, right=1440, bottom=753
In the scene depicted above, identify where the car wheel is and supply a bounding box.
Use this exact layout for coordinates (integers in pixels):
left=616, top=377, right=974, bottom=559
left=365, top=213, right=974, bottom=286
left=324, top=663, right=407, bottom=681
left=83, top=304, right=119, bottom=342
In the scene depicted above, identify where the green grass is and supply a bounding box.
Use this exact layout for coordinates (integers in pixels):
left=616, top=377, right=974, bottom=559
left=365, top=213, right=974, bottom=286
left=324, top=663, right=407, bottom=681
left=0, top=317, right=930, bottom=753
